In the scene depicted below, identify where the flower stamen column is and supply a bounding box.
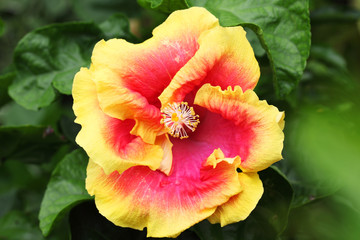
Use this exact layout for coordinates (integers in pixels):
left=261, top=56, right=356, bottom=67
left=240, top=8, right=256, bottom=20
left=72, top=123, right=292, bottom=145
left=161, top=102, right=200, bottom=139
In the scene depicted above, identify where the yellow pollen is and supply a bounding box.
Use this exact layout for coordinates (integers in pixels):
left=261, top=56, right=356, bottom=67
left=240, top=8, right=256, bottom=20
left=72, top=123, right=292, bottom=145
left=171, top=113, right=179, bottom=122
left=160, top=102, right=200, bottom=139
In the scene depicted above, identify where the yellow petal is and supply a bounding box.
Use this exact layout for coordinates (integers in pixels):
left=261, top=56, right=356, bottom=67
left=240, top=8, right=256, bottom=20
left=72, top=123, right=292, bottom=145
left=89, top=7, right=219, bottom=143
left=194, top=84, right=284, bottom=172
left=86, top=146, right=242, bottom=238
left=208, top=172, right=263, bottom=226
left=73, top=67, right=165, bottom=174
left=159, top=25, right=260, bottom=107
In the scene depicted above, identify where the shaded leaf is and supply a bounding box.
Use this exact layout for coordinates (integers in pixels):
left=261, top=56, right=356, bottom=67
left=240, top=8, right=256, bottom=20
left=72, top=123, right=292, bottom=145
left=286, top=106, right=360, bottom=208
left=73, top=0, right=140, bottom=22
left=251, top=166, right=294, bottom=236
left=0, top=211, right=43, bottom=240
left=70, top=201, right=200, bottom=240
left=99, top=13, right=137, bottom=41
left=311, top=7, right=360, bottom=23
left=137, top=0, right=189, bottom=13
left=0, top=125, right=64, bottom=163
left=305, top=45, right=353, bottom=88
left=192, top=221, right=227, bottom=240
left=275, top=161, right=338, bottom=208
left=0, top=17, right=4, bottom=37
left=59, top=115, right=81, bottom=144
left=310, top=45, right=347, bottom=70
left=282, top=196, right=360, bottom=240
left=70, top=201, right=146, bottom=240
left=0, top=189, right=17, bottom=218
left=187, top=0, right=311, bottom=97
left=0, top=101, right=63, bottom=127
left=0, top=72, right=15, bottom=107
left=39, top=149, right=92, bottom=236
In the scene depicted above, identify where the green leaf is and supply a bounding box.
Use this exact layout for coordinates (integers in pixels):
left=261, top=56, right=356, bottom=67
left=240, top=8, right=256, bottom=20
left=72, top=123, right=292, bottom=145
left=275, top=161, right=338, bottom=208
left=286, top=106, right=360, bottom=208
left=311, top=7, right=360, bottom=23
left=98, top=13, right=137, bottom=41
left=8, top=22, right=101, bottom=110
left=0, top=101, right=63, bottom=127
left=192, top=167, right=293, bottom=240
left=73, top=0, right=140, bottom=22
left=137, top=0, right=189, bottom=13
left=39, top=149, right=92, bottom=237
left=69, top=201, right=146, bottom=240
left=244, top=27, right=266, bottom=57
left=0, top=211, right=44, bottom=240
left=0, top=125, right=64, bottom=163
left=9, top=14, right=138, bottom=110
left=0, top=72, right=15, bottom=107
left=192, top=221, right=227, bottom=240
left=243, top=167, right=293, bottom=239
left=59, top=114, right=81, bottom=144
left=305, top=45, right=353, bottom=88
left=0, top=18, right=4, bottom=37
left=187, top=0, right=311, bottom=97
left=283, top=196, right=360, bottom=240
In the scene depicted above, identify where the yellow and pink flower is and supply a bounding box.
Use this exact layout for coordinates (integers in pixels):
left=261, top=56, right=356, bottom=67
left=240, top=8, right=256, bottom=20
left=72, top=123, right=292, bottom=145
left=72, top=7, right=284, bottom=238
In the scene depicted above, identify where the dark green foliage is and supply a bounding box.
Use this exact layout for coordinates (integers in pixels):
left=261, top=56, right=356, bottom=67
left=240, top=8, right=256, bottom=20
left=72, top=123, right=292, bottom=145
left=0, top=18, right=4, bottom=37
left=0, top=72, right=15, bottom=106
left=0, top=126, right=64, bottom=163
left=39, top=149, right=92, bottom=236
left=0, top=211, right=44, bottom=240
left=137, top=0, right=189, bottom=13
left=8, top=22, right=101, bottom=109
left=73, top=0, right=141, bottom=22
left=8, top=16, right=135, bottom=110
left=0, top=0, right=359, bottom=239
left=70, top=201, right=203, bottom=240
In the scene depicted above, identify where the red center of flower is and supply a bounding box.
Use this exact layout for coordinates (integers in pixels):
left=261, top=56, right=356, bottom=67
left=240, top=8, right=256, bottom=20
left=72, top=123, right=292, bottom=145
left=160, top=102, right=200, bottom=139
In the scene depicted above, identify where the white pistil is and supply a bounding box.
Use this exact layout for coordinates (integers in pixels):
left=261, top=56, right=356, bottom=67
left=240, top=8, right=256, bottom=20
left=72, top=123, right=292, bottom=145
left=160, top=102, right=200, bottom=139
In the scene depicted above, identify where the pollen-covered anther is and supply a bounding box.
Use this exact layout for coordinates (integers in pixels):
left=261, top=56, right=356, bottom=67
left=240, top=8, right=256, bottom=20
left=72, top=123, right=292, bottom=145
left=160, top=102, right=200, bottom=139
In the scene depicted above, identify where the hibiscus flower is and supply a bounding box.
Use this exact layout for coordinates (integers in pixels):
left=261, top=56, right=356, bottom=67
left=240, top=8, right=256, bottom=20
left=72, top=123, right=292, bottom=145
left=72, top=7, right=284, bottom=238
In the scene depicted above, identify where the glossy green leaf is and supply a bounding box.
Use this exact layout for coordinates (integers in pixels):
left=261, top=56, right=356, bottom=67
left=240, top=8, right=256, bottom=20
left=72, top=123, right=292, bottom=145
left=137, top=0, right=189, bottom=13
left=8, top=22, right=101, bottom=110
left=39, top=149, right=92, bottom=237
left=8, top=14, right=137, bottom=110
left=187, top=0, right=311, bottom=97
left=192, top=167, right=293, bottom=240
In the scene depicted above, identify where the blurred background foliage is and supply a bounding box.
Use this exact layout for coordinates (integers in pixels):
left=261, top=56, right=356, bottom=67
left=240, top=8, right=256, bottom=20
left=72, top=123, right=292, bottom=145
left=0, top=0, right=360, bottom=239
